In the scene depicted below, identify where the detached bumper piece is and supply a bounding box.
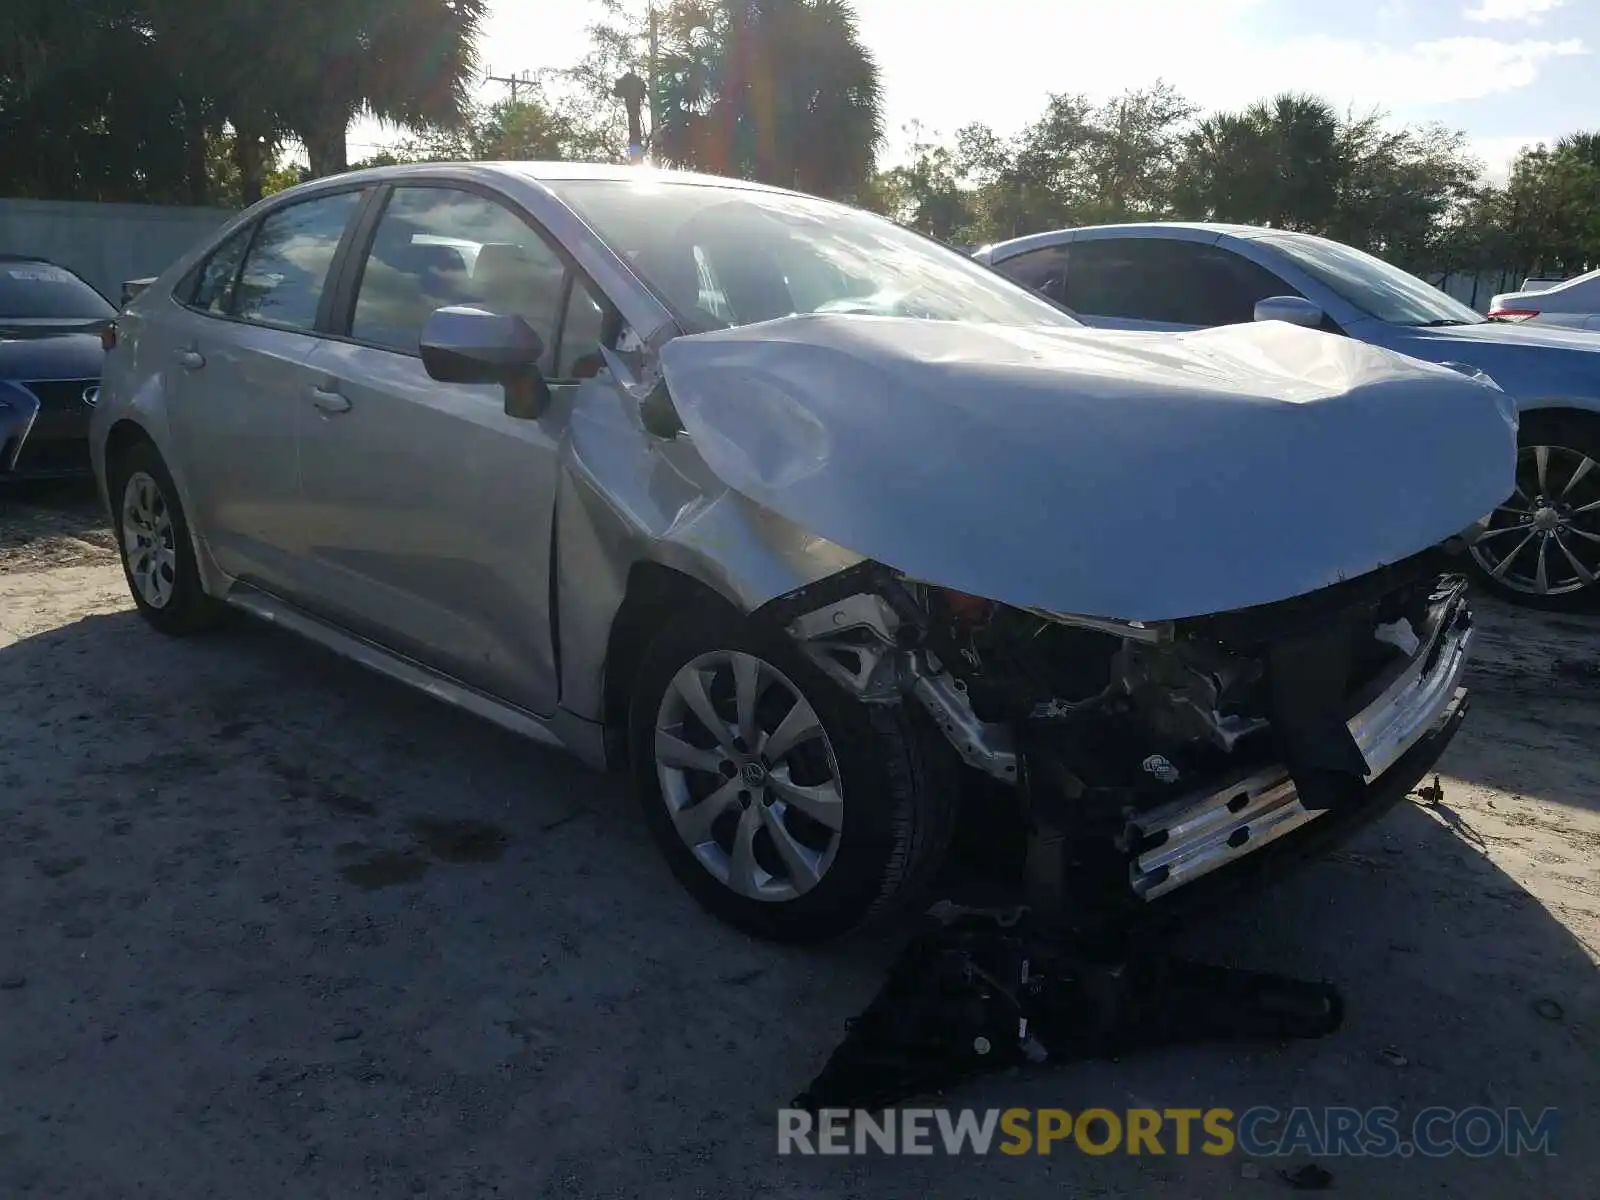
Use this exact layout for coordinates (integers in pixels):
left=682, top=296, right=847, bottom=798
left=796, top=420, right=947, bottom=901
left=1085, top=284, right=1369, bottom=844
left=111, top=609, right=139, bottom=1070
left=793, top=910, right=1343, bottom=1112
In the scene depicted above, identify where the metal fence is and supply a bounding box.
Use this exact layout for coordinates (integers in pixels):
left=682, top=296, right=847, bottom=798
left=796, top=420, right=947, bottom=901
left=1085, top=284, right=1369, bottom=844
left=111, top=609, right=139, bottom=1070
left=0, top=198, right=236, bottom=301
left=1423, top=268, right=1524, bottom=313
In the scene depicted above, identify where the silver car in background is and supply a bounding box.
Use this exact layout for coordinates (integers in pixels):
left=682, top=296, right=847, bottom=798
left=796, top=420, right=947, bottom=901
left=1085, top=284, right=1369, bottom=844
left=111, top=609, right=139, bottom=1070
left=92, top=164, right=1515, bottom=943
left=978, top=223, right=1600, bottom=611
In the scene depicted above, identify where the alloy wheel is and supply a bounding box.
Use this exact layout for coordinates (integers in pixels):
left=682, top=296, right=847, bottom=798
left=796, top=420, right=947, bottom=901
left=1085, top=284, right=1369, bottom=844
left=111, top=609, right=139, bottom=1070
left=1471, top=443, right=1600, bottom=597
left=653, top=650, right=844, bottom=903
left=121, top=470, right=178, bottom=609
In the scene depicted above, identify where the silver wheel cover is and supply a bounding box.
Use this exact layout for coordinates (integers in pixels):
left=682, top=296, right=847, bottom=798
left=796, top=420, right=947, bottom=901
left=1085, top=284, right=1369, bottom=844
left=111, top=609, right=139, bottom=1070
left=121, top=470, right=179, bottom=609
left=1471, top=443, right=1600, bottom=597
left=654, top=649, right=843, bottom=903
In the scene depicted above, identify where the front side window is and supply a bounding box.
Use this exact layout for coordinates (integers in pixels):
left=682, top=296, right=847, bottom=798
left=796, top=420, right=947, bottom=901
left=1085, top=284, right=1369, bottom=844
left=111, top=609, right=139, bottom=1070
left=548, top=179, right=1080, bottom=333
left=1063, top=238, right=1301, bottom=326
left=1256, top=233, right=1484, bottom=327
left=350, top=186, right=613, bottom=377
left=0, top=260, right=114, bottom=320
left=233, top=190, right=363, bottom=331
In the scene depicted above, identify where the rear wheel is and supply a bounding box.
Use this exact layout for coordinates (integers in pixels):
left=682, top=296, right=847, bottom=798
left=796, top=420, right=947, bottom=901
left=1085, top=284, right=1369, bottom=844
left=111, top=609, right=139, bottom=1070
left=628, top=606, right=959, bottom=943
left=1469, top=410, right=1600, bottom=612
left=109, top=439, right=227, bottom=634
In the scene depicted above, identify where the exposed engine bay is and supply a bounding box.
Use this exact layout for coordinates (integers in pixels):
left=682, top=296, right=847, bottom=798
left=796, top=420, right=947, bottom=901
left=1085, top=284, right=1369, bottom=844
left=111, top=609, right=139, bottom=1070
left=762, top=542, right=1474, bottom=917
left=774, top=545, right=1475, bottom=1108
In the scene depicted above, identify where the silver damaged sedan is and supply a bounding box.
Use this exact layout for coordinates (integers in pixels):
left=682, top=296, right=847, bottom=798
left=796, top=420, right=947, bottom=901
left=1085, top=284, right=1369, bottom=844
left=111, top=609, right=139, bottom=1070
left=92, top=163, right=1518, bottom=943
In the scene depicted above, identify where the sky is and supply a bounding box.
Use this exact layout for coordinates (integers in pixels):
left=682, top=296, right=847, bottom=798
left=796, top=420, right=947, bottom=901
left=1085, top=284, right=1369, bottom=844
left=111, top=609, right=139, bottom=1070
left=346, top=0, right=1598, bottom=182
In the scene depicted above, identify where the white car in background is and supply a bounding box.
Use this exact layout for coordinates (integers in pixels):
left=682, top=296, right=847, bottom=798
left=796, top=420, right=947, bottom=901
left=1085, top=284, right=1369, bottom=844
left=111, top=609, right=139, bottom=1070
left=1490, top=268, right=1600, bottom=331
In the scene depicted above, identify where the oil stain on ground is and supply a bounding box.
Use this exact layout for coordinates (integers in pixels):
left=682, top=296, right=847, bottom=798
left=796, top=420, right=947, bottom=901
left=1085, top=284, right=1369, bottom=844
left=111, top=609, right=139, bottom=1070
left=407, top=817, right=509, bottom=864
left=336, top=818, right=509, bottom=890
left=340, top=850, right=431, bottom=890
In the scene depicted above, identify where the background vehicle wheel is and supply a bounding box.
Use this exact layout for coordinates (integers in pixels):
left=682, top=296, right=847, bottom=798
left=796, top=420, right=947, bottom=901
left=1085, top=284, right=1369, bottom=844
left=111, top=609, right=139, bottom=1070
left=1468, top=410, right=1600, bottom=612
left=628, top=606, right=959, bottom=944
left=109, top=440, right=227, bottom=635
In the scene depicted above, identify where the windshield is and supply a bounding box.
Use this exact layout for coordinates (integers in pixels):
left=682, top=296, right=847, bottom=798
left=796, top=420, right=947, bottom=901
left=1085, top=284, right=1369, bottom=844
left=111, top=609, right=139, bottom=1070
left=0, top=260, right=114, bottom=320
left=549, top=178, right=1080, bottom=332
left=1256, top=233, right=1483, bottom=327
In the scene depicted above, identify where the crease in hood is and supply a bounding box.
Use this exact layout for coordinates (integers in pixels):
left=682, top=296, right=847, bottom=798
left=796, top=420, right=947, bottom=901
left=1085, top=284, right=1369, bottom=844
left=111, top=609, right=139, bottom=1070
left=656, top=314, right=1519, bottom=622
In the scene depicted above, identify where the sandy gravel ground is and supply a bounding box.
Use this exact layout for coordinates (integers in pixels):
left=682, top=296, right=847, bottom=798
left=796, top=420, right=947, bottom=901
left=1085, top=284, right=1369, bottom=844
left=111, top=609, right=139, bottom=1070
left=1, top=481, right=1596, bottom=1199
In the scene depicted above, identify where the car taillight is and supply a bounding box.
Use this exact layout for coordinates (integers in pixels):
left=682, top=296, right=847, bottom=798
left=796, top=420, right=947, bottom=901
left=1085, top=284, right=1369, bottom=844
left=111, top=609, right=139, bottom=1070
left=1488, top=307, right=1538, bottom=322
left=101, top=321, right=117, bottom=351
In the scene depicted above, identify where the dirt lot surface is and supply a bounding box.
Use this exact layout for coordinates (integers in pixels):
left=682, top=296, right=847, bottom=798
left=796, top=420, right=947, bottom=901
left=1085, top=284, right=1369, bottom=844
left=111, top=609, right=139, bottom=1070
left=2, top=482, right=1597, bottom=1199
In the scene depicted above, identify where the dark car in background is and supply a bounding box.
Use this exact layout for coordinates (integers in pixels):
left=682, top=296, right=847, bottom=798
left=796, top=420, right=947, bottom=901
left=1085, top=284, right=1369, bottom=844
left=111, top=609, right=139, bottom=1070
left=0, top=254, right=112, bottom=481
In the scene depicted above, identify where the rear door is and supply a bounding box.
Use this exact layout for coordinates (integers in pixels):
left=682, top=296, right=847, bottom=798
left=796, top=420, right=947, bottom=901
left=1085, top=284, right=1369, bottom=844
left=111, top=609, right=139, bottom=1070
left=293, top=182, right=618, bottom=716
left=160, top=187, right=368, bottom=594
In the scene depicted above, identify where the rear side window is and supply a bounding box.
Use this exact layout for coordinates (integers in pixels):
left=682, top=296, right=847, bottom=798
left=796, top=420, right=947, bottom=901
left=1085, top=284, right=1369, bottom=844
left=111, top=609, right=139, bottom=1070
left=993, top=245, right=1070, bottom=306
left=183, top=225, right=255, bottom=315
left=1067, top=239, right=1299, bottom=326
left=233, top=191, right=363, bottom=331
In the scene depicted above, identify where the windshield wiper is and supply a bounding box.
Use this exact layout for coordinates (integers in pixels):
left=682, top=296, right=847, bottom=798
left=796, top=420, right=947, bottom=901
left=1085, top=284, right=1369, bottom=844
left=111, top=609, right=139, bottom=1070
left=1414, top=318, right=1476, bottom=327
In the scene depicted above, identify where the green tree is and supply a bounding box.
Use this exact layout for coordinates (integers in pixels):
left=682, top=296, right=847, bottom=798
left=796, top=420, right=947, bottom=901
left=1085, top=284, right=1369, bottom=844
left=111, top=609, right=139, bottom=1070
left=650, top=0, right=883, bottom=197
left=1173, top=92, right=1344, bottom=229
left=1326, top=116, right=1481, bottom=269
left=1488, top=137, right=1600, bottom=277
left=867, top=122, right=978, bottom=242
left=256, top=0, right=487, bottom=179
left=360, top=94, right=599, bottom=165
left=1078, top=82, right=1196, bottom=223
left=0, top=1, right=197, bottom=202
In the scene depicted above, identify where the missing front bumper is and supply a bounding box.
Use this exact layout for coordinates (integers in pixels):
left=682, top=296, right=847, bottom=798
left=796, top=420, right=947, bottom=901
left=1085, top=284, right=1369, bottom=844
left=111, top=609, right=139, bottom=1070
left=1127, top=582, right=1472, bottom=901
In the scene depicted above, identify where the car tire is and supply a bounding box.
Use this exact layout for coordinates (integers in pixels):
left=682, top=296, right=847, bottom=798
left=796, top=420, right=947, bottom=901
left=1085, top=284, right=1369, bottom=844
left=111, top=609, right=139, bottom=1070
left=109, top=439, right=227, bottom=635
left=628, top=604, right=960, bottom=944
left=1467, top=410, right=1600, bottom=612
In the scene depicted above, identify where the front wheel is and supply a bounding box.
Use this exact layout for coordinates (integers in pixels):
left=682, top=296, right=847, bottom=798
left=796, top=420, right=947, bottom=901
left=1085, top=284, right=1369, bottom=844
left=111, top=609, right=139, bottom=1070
left=1468, top=410, right=1600, bottom=612
left=628, top=607, right=959, bottom=943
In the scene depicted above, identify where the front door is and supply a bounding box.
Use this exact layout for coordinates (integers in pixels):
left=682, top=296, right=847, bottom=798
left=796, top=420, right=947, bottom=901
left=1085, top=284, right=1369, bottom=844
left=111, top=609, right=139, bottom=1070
left=293, top=184, right=615, bottom=716
left=1062, top=237, right=1299, bottom=332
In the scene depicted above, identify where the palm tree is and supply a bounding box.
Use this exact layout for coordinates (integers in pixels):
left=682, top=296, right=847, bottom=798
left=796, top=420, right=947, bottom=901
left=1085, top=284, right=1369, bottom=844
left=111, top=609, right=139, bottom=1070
left=1173, top=112, right=1276, bottom=224
left=259, top=0, right=487, bottom=178
left=652, top=0, right=883, bottom=198
left=1244, top=93, right=1344, bottom=230
left=1555, top=130, right=1600, bottom=171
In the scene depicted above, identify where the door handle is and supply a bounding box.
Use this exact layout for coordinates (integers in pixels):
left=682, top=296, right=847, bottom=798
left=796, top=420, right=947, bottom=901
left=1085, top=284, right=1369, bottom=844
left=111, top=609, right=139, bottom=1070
left=177, top=349, right=206, bottom=370
left=310, top=384, right=352, bottom=414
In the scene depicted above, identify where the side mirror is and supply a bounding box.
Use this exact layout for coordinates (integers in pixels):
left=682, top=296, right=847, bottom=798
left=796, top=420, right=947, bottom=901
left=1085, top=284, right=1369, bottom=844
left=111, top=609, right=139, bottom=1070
left=419, top=305, right=551, bottom=420
left=1253, top=295, right=1325, bottom=329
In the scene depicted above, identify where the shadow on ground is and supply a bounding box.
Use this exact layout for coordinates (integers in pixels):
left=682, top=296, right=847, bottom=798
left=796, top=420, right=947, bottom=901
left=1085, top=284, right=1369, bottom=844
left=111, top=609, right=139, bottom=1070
left=0, top=597, right=1594, bottom=1196
left=1446, top=595, right=1600, bottom=817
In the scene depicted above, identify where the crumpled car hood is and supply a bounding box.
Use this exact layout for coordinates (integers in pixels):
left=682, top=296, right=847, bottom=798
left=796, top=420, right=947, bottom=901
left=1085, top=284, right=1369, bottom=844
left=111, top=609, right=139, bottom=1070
left=657, top=314, right=1518, bottom=621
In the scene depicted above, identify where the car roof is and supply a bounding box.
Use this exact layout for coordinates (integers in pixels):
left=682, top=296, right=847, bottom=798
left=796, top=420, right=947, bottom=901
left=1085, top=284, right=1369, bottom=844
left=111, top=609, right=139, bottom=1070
left=981, top=220, right=1276, bottom=261
left=1074, top=221, right=1270, bottom=237
left=1511, top=265, right=1600, bottom=301
left=290, top=159, right=802, bottom=199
